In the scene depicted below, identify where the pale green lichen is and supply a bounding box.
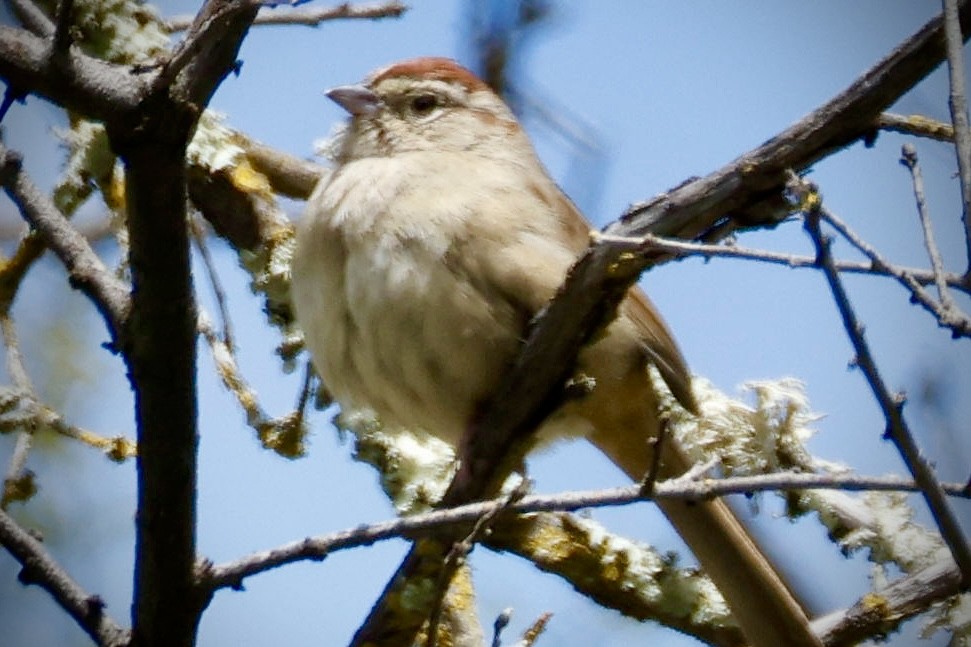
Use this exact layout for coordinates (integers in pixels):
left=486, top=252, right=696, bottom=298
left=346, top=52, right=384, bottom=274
left=336, top=410, right=455, bottom=515
left=52, top=121, right=118, bottom=216
left=71, top=0, right=169, bottom=64
left=187, top=111, right=245, bottom=173
left=563, top=514, right=733, bottom=629
left=656, top=373, right=821, bottom=477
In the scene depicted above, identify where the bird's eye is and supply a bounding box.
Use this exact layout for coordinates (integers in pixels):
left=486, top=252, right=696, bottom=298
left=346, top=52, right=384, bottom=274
left=410, top=94, right=439, bottom=115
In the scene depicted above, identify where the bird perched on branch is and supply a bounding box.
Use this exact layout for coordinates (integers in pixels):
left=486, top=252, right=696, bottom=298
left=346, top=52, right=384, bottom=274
left=291, top=57, right=821, bottom=647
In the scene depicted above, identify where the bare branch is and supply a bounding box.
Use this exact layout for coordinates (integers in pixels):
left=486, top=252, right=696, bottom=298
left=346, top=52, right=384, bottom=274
left=820, top=204, right=971, bottom=337
left=798, top=174, right=971, bottom=586
left=0, top=314, right=34, bottom=509
left=0, top=508, right=129, bottom=647
left=156, top=0, right=260, bottom=108
left=201, top=471, right=970, bottom=592
left=0, top=143, right=130, bottom=343
left=617, top=2, right=971, bottom=240
left=942, top=0, right=971, bottom=271
left=242, top=138, right=326, bottom=199
left=0, top=25, right=146, bottom=121
left=814, top=558, right=963, bottom=645
left=877, top=112, right=955, bottom=142
left=900, top=144, right=956, bottom=308
left=596, top=232, right=971, bottom=294
left=191, top=218, right=235, bottom=351
left=165, top=1, right=408, bottom=33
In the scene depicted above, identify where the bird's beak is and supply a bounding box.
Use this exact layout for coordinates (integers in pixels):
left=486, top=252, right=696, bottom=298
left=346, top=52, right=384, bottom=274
left=326, top=84, right=381, bottom=117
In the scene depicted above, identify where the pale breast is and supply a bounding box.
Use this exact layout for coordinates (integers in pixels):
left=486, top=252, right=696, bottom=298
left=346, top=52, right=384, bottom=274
left=292, top=154, right=551, bottom=445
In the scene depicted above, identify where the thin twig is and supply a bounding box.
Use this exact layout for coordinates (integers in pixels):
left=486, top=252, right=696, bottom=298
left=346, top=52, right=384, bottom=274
left=164, top=0, right=407, bottom=32
left=427, top=480, right=528, bottom=647
left=877, top=112, right=955, bottom=142
left=0, top=144, right=129, bottom=344
left=819, top=206, right=971, bottom=337
left=200, top=470, right=971, bottom=593
left=594, top=231, right=970, bottom=293
left=0, top=388, right=135, bottom=461
left=942, top=0, right=971, bottom=271
left=519, top=612, right=553, bottom=647
left=0, top=508, right=130, bottom=646
left=0, top=314, right=34, bottom=509
left=900, top=144, right=955, bottom=309
left=191, top=217, right=234, bottom=351
left=796, top=173, right=971, bottom=586
left=638, top=418, right=667, bottom=496
left=198, top=310, right=266, bottom=429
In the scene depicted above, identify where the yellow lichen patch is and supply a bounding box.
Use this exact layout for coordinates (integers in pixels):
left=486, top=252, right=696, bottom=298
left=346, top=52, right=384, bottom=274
left=2, top=471, right=38, bottom=507
left=230, top=158, right=274, bottom=198
left=904, top=114, right=954, bottom=140
left=105, top=166, right=127, bottom=213
left=861, top=592, right=890, bottom=614
left=257, top=413, right=307, bottom=459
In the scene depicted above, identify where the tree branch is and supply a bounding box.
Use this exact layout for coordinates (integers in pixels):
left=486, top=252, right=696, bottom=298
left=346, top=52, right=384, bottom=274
left=0, top=508, right=129, bottom=647
left=5, top=0, right=54, bottom=37
left=616, top=0, right=971, bottom=240
left=598, top=232, right=970, bottom=294
left=73, top=1, right=261, bottom=644
left=877, top=112, right=956, bottom=142
left=164, top=0, right=407, bottom=33
left=942, top=0, right=971, bottom=272
left=900, top=144, right=956, bottom=309
left=200, top=471, right=970, bottom=593
left=814, top=558, right=963, bottom=645
left=0, top=143, right=129, bottom=343
left=0, top=25, right=145, bottom=122
left=798, top=175, right=971, bottom=586
left=818, top=202, right=971, bottom=337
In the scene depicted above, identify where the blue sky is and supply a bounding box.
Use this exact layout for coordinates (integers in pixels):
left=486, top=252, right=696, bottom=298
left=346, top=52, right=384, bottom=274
left=2, top=2, right=969, bottom=645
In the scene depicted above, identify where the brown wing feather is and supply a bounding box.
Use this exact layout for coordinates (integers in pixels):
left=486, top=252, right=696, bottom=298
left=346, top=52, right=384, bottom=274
left=549, top=185, right=697, bottom=414
left=624, top=288, right=698, bottom=413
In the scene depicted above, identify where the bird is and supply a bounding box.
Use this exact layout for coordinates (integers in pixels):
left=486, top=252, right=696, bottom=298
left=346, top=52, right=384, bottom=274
left=290, top=56, right=821, bottom=647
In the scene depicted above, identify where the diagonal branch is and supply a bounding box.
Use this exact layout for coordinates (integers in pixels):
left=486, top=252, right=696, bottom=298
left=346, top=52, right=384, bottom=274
left=799, top=177, right=971, bottom=586
left=814, top=558, right=963, bottom=645
left=0, top=25, right=145, bottom=121
left=819, top=205, right=971, bottom=337
left=615, top=0, right=971, bottom=240
left=0, top=508, right=129, bottom=647
left=0, top=143, right=130, bottom=343
left=6, top=0, right=54, bottom=37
